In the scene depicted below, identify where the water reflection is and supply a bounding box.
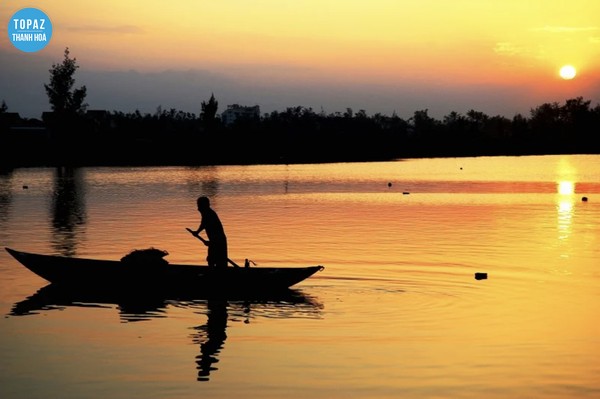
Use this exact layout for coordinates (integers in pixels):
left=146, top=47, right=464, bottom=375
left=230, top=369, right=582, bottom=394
left=9, top=284, right=168, bottom=322
left=51, top=167, right=87, bottom=256
left=185, top=166, right=220, bottom=198
left=192, top=299, right=228, bottom=381
left=8, top=284, right=323, bottom=381
left=557, top=199, right=574, bottom=240
left=556, top=180, right=575, bottom=241
left=558, top=180, right=574, bottom=195
left=185, top=294, right=324, bottom=381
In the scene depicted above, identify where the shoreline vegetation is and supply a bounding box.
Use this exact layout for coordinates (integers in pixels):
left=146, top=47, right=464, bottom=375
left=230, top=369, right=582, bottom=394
left=1, top=95, right=599, bottom=168
left=1, top=48, right=599, bottom=168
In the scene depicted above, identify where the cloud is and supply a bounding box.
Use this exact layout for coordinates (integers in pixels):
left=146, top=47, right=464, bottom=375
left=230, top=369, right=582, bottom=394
left=493, top=42, right=527, bottom=57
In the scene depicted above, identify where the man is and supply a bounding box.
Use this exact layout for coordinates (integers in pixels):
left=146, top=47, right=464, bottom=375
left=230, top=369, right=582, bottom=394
left=191, top=196, right=228, bottom=268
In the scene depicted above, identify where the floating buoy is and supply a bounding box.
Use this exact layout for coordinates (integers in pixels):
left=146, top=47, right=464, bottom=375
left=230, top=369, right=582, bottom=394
left=475, top=272, right=488, bottom=280
left=388, top=182, right=392, bottom=188
left=582, top=196, right=588, bottom=202
left=22, top=185, right=28, bottom=189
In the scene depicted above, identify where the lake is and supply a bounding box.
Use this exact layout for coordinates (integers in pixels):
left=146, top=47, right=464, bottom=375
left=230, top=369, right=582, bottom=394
left=1, top=154, right=599, bottom=399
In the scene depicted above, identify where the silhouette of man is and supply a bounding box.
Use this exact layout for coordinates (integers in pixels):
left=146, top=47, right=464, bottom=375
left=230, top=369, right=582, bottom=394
left=191, top=196, right=228, bottom=268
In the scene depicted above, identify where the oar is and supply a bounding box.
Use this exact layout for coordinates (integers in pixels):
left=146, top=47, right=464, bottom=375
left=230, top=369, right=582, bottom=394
left=185, top=228, right=240, bottom=268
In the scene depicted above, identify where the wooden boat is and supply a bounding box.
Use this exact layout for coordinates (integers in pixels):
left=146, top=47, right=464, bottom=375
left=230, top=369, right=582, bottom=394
left=5, top=247, right=324, bottom=295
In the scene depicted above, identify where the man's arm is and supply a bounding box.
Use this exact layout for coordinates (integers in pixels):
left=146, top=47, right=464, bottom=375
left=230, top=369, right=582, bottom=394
left=186, top=227, right=209, bottom=246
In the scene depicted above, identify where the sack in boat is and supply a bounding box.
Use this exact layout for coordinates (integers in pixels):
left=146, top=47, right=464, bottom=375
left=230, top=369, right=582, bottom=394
left=120, top=247, right=169, bottom=267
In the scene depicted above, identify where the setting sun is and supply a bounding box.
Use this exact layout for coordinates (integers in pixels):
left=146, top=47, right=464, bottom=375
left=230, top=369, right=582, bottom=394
left=559, top=65, right=577, bottom=80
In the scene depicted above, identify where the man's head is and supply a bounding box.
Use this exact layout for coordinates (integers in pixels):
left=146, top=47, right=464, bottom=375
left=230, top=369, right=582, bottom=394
left=197, top=196, right=210, bottom=210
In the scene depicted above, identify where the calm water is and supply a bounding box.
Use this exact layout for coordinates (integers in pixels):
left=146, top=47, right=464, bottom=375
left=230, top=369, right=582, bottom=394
left=1, top=155, right=599, bottom=399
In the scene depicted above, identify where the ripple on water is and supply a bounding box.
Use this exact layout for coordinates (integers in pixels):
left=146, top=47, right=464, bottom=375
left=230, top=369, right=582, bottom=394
left=312, top=258, right=567, bottom=331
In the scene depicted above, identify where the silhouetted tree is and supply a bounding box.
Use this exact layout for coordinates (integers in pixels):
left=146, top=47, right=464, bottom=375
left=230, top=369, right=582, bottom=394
left=44, top=47, right=87, bottom=115
left=355, top=109, right=368, bottom=119
left=200, top=93, right=219, bottom=126
left=529, top=102, right=562, bottom=151
left=4, top=89, right=600, bottom=166
left=560, top=97, right=592, bottom=133
left=42, top=47, right=89, bottom=163
left=466, top=110, right=489, bottom=134
left=410, top=109, right=439, bottom=137
left=443, top=111, right=467, bottom=135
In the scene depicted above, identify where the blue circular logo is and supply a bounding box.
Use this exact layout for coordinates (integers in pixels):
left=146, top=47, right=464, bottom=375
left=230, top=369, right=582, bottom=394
left=8, top=8, right=52, bottom=53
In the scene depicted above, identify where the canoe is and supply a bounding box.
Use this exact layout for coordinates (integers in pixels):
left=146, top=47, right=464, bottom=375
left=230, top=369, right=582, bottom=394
left=5, top=247, right=324, bottom=295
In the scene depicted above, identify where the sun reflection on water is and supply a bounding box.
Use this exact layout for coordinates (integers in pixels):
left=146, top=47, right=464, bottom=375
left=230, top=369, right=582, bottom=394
left=557, top=181, right=575, bottom=241
left=555, top=156, right=577, bottom=244
left=558, top=181, right=574, bottom=195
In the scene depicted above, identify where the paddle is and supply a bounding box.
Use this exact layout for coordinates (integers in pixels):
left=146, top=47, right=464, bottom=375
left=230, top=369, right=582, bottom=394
left=185, top=228, right=240, bottom=268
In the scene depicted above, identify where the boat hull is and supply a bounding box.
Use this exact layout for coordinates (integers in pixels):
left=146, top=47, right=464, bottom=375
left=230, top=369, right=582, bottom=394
left=5, top=248, right=324, bottom=295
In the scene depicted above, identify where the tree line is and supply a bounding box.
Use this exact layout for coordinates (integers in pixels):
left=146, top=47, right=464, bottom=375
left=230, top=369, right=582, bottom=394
left=1, top=48, right=599, bottom=167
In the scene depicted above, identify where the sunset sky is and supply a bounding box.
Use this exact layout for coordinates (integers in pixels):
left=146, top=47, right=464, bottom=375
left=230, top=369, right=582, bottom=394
left=1, top=0, right=599, bottom=120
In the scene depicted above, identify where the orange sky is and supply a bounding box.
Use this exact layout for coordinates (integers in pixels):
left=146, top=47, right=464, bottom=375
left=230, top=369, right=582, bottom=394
left=1, top=0, right=599, bottom=118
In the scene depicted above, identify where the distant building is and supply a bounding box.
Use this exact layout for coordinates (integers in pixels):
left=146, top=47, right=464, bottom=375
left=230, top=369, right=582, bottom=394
left=221, top=104, right=260, bottom=126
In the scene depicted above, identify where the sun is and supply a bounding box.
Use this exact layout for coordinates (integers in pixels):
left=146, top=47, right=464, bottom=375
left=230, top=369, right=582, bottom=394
left=559, top=65, right=577, bottom=80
